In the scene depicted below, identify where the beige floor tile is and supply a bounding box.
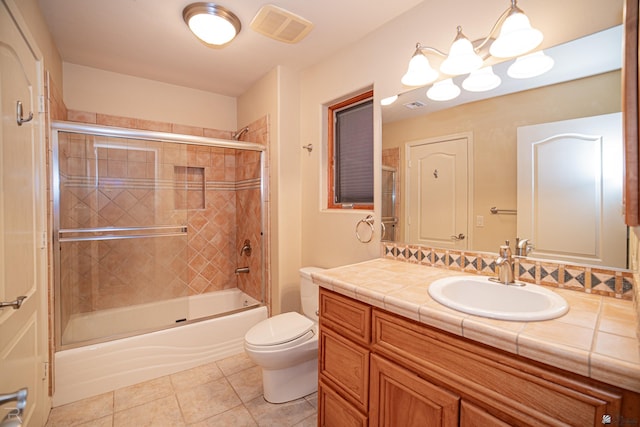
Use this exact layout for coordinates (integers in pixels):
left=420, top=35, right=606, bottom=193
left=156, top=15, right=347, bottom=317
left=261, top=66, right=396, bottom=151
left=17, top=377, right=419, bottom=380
left=244, top=395, right=316, bottom=427
left=217, top=352, right=256, bottom=376
left=113, top=376, right=174, bottom=411
left=170, top=361, right=224, bottom=391
left=304, top=392, right=318, bottom=409
left=190, top=404, right=258, bottom=427
left=227, top=366, right=263, bottom=402
left=293, top=414, right=318, bottom=427
left=77, top=415, right=113, bottom=426
left=113, top=395, right=185, bottom=427
left=46, top=393, right=113, bottom=426
left=176, top=377, right=242, bottom=424
left=45, top=352, right=318, bottom=427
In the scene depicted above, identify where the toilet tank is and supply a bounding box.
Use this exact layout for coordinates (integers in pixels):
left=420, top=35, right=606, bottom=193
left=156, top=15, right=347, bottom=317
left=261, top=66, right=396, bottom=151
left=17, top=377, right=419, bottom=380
left=299, top=266, right=325, bottom=322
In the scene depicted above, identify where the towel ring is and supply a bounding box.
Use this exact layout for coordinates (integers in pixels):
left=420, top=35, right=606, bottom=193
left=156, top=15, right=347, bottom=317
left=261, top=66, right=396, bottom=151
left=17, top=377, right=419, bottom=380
left=355, top=215, right=375, bottom=243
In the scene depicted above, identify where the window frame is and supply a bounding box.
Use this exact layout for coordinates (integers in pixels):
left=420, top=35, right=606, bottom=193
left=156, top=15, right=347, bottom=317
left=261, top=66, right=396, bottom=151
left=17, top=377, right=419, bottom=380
left=327, top=90, right=374, bottom=210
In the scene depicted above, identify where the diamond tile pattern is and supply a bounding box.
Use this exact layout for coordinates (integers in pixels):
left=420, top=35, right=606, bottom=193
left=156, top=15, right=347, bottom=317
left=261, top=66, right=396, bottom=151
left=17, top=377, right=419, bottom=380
left=382, top=242, right=633, bottom=299
left=57, top=131, right=264, bottom=343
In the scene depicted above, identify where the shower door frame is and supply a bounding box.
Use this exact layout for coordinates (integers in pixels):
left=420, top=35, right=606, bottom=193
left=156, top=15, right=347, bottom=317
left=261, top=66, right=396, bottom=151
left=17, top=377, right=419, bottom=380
left=51, top=120, right=267, bottom=350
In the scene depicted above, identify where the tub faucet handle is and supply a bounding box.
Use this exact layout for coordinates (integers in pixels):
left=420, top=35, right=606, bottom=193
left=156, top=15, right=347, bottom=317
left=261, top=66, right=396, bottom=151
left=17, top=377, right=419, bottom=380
left=240, top=240, right=252, bottom=256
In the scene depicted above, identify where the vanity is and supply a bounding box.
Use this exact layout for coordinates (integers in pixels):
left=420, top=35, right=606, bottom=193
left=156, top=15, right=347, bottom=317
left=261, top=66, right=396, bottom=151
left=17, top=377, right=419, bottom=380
left=313, top=258, right=640, bottom=427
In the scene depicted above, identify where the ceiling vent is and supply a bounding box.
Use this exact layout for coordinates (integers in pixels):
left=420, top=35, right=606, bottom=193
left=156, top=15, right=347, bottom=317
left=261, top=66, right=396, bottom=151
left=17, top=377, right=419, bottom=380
left=403, top=101, right=426, bottom=110
left=250, top=4, right=314, bottom=44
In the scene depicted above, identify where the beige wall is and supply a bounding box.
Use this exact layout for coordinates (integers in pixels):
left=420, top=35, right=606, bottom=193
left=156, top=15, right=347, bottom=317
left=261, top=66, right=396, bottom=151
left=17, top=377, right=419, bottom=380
left=63, top=63, right=237, bottom=131
left=237, top=66, right=304, bottom=314
left=13, top=0, right=63, bottom=90
left=383, top=71, right=621, bottom=252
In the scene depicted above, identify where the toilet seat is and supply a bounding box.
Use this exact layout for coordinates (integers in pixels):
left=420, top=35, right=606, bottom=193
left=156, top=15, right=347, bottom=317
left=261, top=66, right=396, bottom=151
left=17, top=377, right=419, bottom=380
left=245, top=312, right=315, bottom=350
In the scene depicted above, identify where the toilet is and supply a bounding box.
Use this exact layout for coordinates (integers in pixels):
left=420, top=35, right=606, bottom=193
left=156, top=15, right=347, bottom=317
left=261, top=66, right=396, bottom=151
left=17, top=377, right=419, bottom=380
left=244, top=266, right=324, bottom=403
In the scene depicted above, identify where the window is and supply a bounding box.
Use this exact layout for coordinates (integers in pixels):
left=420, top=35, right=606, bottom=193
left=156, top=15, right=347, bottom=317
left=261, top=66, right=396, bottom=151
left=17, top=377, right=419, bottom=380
left=328, top=90, right=374, bottom=209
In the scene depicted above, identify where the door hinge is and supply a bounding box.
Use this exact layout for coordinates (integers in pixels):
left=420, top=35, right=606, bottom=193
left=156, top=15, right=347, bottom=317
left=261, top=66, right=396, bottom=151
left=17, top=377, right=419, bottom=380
left=38, top=95, right=46, bottom=113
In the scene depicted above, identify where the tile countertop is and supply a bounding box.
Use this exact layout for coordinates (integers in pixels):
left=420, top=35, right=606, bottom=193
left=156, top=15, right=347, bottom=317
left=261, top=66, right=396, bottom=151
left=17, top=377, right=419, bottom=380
left=311, top=258, right=640, bottom=393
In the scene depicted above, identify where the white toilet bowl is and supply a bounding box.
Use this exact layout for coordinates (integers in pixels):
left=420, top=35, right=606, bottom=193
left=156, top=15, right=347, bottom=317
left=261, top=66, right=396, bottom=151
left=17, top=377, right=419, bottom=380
left=244, top=267, right=324, bottom=403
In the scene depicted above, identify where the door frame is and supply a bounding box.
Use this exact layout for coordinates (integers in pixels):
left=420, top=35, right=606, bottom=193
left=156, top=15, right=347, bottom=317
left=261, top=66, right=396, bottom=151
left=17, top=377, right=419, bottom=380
left=2, top=0, right=50, bottom=422
left=404, top=132, right=474, bottom=249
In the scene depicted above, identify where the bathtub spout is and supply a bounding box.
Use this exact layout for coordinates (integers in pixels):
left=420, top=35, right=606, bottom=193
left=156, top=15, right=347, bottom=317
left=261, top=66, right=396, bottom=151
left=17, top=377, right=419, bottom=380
left=235, top=267, right=250, bottom=274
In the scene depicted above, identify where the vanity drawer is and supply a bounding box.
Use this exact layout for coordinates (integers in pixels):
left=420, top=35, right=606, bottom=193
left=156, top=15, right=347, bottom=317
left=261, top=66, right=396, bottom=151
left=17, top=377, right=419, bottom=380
left=319, top=326, right=370, bottom=413
left=371, top=309, right=622, bottom=427
left=318, top=379, right=368, bottom=427
left=319, top=288, right=371, bottom=345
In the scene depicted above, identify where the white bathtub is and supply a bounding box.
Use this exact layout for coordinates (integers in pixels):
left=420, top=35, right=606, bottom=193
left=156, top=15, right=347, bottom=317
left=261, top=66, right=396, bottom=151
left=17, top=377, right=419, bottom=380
left=53, top=289, right=267, bottom=406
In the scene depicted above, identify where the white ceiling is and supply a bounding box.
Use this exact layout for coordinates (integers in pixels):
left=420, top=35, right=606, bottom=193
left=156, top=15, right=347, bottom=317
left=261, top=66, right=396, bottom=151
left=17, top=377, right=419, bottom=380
left=37, top=0, right=424, bottom=97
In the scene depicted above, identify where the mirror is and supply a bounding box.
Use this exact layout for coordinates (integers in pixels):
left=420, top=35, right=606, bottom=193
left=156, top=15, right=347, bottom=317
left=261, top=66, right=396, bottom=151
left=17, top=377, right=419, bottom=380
left=381, top=25, right=628, bottom=269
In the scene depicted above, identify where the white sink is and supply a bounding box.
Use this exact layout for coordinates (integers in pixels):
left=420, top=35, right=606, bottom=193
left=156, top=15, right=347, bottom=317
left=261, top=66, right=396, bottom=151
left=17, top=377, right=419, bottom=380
left=427, top=276, right=569, bottom=321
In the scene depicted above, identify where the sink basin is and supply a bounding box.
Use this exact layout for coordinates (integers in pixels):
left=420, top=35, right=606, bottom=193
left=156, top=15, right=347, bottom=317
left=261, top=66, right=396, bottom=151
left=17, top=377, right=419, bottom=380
left=428, top=276, right=569, bottom=321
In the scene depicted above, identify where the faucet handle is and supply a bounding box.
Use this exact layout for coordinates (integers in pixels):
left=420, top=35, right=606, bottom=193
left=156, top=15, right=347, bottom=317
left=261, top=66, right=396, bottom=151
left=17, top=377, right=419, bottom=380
left=499, top=242, right=512, bottom=258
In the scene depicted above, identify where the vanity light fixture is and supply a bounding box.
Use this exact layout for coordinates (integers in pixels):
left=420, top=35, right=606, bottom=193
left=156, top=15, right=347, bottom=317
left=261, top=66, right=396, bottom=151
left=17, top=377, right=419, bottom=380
left=380, top=95, right=399, bottom=106
left=183, top=3, right=241, bottom=46
left=462, top=66, right=502, bottom=92
left=507, top=50, right=554, bottom=79
left=401, top=0, right=546, bottom=98
left=440, top=27, right=484, bottom=76
left=426, top=79, right=460, bottom=101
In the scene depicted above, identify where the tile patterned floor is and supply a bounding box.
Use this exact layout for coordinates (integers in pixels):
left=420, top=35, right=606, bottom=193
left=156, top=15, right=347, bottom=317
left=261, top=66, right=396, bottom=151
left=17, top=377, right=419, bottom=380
left=45, top=352, right=317, bottom=427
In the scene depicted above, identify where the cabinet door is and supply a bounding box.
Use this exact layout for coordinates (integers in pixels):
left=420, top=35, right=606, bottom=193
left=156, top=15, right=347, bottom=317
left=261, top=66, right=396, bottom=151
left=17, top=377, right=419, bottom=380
left=460, top=401, right=511, bottom=427
left=319, top=327, right=370, bottom=412
left=319, top=380, right=367, bottom=427
left=370, top=354, right=459, bottom=427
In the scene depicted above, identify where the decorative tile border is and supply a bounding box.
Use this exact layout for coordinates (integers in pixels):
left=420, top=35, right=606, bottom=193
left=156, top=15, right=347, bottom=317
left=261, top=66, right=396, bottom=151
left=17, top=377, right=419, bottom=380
left=382, top=242, right=633, bottom=300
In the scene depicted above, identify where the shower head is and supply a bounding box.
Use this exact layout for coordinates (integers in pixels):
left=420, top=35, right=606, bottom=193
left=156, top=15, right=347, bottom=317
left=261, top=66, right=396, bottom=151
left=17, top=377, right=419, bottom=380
left=232, top=126, right=249, bottom=140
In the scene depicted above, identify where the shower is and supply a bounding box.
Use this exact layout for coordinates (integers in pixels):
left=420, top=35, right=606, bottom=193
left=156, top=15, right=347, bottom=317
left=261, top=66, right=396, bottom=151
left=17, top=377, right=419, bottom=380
left=51, top=121, right=267, bottom=349
left=232, top=126, right=249, bottom=140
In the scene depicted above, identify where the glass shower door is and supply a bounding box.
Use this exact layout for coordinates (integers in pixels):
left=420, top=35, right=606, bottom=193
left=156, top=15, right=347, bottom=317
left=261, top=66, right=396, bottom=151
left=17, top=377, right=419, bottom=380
left=54, top=131, right=190, bottom=347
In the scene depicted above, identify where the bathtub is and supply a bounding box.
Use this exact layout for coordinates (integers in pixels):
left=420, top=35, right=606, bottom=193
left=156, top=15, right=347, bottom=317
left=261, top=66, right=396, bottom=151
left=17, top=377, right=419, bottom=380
left=53, top=289, right=268, bottom=406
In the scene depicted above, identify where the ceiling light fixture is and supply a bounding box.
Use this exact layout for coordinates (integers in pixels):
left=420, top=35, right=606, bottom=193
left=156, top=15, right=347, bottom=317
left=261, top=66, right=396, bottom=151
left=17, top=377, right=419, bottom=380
left=401, top=0, right=548, bottom=100
left=183, top=3, right=241, bottom=46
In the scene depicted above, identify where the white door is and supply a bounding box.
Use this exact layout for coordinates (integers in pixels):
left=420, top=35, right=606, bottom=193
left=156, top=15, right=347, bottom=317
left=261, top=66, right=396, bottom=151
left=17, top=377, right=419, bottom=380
left=406, top=135, right=470, bottom=250
left=517, top=113, right=626, bottom=268
left=0, top=2, right=49, bottom=425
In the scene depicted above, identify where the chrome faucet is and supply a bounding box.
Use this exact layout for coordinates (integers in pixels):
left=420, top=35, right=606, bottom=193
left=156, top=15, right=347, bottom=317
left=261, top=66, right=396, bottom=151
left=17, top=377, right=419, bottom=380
left=494, top=240, right=515, bottom=285
left=240, top=239, right=252, bottom=257
left=515, top=237, right=533, bottom=257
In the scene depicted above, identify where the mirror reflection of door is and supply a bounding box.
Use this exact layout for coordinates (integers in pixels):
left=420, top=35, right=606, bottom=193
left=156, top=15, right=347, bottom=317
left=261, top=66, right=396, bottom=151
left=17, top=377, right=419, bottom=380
left=406, top=134, right=470, bottom=250
left=381, top=166, right=397, bottom=241
left=0, top=2, right=48, bottom=425
left=517, top=113, right=627, bottom=268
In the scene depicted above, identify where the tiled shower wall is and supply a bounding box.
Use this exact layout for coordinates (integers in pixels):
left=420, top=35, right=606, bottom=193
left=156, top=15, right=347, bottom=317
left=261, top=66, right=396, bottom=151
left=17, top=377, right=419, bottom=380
left=56, top=111, right=268, bottom=327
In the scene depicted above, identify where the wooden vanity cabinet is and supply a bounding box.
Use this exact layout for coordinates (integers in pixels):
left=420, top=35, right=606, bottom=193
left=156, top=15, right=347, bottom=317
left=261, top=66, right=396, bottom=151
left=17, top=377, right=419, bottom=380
left=318, top=289, right=372, bottom=426
left=318, top=288, right=639, bottom=427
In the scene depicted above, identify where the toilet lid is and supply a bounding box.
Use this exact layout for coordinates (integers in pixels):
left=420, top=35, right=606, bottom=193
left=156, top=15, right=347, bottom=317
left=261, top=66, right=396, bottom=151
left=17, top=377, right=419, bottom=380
left=245, top=312, right=314, bottom=346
